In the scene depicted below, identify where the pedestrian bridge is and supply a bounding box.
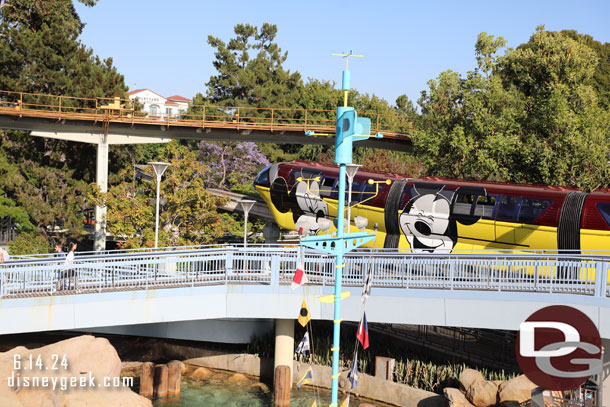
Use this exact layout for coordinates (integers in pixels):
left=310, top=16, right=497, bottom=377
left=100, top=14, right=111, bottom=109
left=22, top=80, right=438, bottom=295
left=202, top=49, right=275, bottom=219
left=1, top=246, right=609, bottom=340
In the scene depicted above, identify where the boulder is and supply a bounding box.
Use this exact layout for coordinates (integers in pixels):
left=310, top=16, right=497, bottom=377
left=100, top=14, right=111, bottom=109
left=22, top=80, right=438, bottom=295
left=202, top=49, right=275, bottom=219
left=0, top=335, right=151, bottom=407
left=459, top=369, right=485, bottom=391
left=226, top=373, right=251, bottom=385
left=465, top=379, right=498, bottom=407
left=498, top=375, right=537, bottom=407
left=444, top=387, right=475, bottom=407
left=190, top=367, right=213, bottom=380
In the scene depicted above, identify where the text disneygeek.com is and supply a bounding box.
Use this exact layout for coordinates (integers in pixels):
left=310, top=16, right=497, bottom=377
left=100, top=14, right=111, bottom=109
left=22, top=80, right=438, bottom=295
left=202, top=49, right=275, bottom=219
left=8, top=371, right=134, bottom=391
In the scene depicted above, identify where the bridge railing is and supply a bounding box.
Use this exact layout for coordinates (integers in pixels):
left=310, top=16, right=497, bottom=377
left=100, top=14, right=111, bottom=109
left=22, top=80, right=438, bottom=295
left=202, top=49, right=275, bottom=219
left=0, top=90, right=414, bottom=138
left=0, top=247, right=608, bottom=299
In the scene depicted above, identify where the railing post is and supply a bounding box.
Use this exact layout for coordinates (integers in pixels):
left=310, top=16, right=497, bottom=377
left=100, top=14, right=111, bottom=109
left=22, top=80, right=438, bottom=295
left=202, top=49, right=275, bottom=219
left=376, top=113, right=380, bottom=133
left=270, top=254, right=279, bottom=287
left=226, top=246, right=234, bottom=284
left=449, top=257, right=455, bottom=290
left=271, top=109, right=274, bottom=131
left=595, top=261, right=609, bottom=298
left=304, top=109, right=308, bottom=128
left=58, top=96, right=62, bottom=116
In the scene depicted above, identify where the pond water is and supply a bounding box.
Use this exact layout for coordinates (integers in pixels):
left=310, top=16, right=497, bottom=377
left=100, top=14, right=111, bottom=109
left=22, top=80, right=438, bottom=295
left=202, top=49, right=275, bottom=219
left=150, top=371, right=389, bottom=407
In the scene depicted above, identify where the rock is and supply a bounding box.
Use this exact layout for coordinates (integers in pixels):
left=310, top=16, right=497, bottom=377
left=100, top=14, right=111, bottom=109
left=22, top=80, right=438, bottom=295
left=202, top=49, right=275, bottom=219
left=249, top=382, right=270, bottom=393
left=465, top=379, right=498, bottom=407
left=498, top=375, right=537, bottom=407
left=0, top=335, right=151, bottom=407
left=226, top=373, right=251, bottom=385
left=459, top=369, right=485, bottom=391
left=444, top=387, right=475, bottom=407
left=190, top=367, right=213, bottom=380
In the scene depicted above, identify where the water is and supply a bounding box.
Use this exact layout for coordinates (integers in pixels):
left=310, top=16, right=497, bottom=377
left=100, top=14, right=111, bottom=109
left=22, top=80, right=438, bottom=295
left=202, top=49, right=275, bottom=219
left=152, top=376, right=372, bottom=407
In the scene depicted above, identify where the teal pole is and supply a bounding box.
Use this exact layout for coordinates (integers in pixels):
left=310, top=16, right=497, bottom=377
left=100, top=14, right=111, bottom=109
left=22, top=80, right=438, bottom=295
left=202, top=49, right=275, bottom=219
left=331, top=163, right=346, bottom=406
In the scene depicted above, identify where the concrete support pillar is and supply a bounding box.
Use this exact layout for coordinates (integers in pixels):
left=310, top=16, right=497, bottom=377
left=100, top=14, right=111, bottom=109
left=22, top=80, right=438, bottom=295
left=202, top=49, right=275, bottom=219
left=274, top=319, right=295, bottom=381
left=153, top=364, right=169, bottom=398
left=167, top=360, right=182, bottom=396
left=94, top=136, right=108, bottom=251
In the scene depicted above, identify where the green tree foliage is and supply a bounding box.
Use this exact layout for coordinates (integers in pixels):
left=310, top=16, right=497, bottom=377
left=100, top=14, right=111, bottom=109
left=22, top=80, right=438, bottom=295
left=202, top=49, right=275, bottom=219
left=560, top=30, right=610, bottom=109
left=9, top=233, right=49, bottom=255
left=96, top=141, right=239, bottom=248
left=414, top=28, right=610, bottom=190
left=0, top=0, right=129, bottom=246
left=206, top=23, right=303, bottom=108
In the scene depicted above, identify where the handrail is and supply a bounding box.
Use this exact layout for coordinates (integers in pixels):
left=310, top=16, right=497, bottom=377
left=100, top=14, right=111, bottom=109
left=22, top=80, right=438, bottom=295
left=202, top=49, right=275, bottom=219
left=0, top=90, right=415, bottom=139
left=0, top=247, right=608, bottom=299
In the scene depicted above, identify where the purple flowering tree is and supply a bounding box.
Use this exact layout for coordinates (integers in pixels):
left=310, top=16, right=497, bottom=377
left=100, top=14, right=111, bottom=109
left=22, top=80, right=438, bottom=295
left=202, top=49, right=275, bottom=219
left=198, top=141, right=270, bottom=192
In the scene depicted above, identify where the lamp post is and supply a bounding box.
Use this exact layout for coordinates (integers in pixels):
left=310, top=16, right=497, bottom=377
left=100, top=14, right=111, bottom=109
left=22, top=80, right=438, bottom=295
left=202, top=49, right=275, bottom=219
left=239, top=200, right=256, bottom=247
left=345, top=163, right=361, bottom=234
left=148, top=162, right=170, bottom=248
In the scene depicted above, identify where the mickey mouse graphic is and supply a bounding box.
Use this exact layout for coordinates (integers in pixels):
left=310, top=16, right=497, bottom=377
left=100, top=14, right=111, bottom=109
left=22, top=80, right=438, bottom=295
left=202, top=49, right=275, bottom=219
left=399, top=183, right=486, bottom=253
left=269, top=164, right=329, bottom=235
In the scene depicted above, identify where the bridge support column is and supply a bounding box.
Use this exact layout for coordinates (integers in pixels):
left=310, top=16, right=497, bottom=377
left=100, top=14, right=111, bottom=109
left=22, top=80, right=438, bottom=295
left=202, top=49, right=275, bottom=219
left=274, top=318, right=294, bottom=405
left=94, top=136, right=108, bottom=251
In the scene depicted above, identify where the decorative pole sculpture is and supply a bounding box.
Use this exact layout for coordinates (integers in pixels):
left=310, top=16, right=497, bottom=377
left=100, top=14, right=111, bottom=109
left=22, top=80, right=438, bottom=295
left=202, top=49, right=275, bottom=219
left=301, top=50, right=383, bottom=407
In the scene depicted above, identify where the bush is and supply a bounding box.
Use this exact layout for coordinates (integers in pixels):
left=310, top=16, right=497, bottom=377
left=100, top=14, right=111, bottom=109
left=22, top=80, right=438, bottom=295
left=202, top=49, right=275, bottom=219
left=8, top=233, right=49, bottom=255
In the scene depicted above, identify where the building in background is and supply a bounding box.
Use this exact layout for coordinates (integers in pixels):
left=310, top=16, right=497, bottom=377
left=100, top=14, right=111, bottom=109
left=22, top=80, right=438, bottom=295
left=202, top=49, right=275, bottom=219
left=127, top=89, right=191, bottom=119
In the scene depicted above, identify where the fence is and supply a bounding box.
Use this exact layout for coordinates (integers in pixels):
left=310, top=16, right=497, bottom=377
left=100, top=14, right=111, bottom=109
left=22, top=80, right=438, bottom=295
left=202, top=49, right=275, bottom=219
left=0, top=247, right=609, bottom=299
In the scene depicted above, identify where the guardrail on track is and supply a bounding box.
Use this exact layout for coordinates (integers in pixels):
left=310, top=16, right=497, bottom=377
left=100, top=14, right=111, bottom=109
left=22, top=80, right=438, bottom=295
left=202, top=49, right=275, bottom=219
left=0, top=90, right=414, bottom=139
left=1, top=247, right=609, bottom=299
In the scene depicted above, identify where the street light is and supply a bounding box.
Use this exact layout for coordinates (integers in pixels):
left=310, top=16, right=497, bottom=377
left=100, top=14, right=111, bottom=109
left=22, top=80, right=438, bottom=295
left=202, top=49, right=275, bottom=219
left=239, top=200, right=256, bottom=247
left=345, top=163, right=361, bottom=233
left=148, top=162, right=170, bottom=248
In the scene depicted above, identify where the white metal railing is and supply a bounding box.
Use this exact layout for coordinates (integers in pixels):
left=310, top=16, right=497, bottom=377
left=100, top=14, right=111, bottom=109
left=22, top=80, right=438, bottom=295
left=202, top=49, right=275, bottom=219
left=0, top=247, right=609, bottom=299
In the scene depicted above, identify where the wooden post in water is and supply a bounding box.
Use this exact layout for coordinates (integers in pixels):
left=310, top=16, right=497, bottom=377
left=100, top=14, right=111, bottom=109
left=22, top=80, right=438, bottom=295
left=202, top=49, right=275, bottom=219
left=274, top=365, right=291, bottom=407
left=153, top=364, right=169, bottom=398
left=139, top=362, right=155, bottom=397
left=167, top=360, right=182, bottom=396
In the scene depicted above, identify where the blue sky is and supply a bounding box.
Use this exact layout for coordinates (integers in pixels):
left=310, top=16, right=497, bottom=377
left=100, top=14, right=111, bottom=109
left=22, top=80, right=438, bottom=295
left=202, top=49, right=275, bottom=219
left=75, top=0, right=610, bottom=105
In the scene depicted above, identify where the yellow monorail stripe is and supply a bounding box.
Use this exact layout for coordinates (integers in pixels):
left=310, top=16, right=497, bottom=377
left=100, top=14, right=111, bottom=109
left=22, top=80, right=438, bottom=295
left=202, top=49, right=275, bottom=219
left=332, top=374, right=341, bottom=379
left=331, top=347, right=339, bottom=351
left=333, top=319, right=343, bottom=323
left=336, top=264, right=345, bottom=269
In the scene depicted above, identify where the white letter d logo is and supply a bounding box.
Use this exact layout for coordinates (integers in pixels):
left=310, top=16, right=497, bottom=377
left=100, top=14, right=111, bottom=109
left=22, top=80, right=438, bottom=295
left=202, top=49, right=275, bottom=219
left=520, top=321, right=579, bottom=357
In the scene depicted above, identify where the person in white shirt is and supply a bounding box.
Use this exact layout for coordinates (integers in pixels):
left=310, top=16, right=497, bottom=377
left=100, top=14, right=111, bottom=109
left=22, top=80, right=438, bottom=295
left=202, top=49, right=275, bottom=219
left=64, top=242, right=78, bottom=290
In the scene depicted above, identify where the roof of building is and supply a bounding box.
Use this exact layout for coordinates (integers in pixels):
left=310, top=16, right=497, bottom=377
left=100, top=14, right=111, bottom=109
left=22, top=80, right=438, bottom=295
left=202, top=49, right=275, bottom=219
left=126, top=88, right=166, bottom=99
left=165, top=100, right=179, bottom=106
left=166, top=95, right=192, bottom=102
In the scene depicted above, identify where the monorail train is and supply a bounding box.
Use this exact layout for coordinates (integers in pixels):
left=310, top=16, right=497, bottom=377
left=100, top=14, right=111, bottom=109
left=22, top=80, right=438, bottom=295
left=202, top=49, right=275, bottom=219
left=254, top=161, right=610, bottom=253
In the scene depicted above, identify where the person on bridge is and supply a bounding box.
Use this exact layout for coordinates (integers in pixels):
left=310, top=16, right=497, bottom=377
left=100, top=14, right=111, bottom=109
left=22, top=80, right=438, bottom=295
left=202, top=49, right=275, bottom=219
left=53, top=243, right=66, bottom=293
left=63, top=242, right=78, bottom=291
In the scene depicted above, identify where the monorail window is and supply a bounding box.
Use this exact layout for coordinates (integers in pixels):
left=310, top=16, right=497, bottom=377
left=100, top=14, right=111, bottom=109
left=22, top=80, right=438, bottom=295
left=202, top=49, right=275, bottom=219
left=475, top=195, right=496, bottom=219
left=496, top=196, right=522, bottom=222
left=360, top=182, right=377, bottom=204
left=349, top=181, right=366, bottom=203
left=320, top=176, right=336, bottom=198
left=518, top=198, right=553, bottom=223
left=597, top=203, right=610, bottom=228
left=453, top=192, right=474, bottom=216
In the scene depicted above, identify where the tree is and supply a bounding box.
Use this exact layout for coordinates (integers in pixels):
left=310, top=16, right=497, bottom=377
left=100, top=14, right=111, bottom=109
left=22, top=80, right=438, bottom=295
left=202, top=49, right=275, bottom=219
left=206, top=23, right=303, bottom=108
left=96, top=141, right=239, bottom=248
left=198, top=141, right=270, bottom=194
left=414, top=28, right=610, bottom=190
left=0, top=0, right=129, bottom=247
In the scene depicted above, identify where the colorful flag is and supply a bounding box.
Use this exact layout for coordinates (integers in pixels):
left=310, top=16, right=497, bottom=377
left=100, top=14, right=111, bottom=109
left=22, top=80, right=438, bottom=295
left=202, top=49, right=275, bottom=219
left=340, top=395, right=350, bottom=407
left=347, top=354, right=358, bottom=389
left=298, top=299, right=311, bottom=327
left=297, top=367, right=313, bottom=388
left=361, top=268, right=372, bottom=302
left=357, top=312, right=369, bottom=349
left=296, top=331, right=310, bottom=355
left=292, top=261, right=308, bottom=290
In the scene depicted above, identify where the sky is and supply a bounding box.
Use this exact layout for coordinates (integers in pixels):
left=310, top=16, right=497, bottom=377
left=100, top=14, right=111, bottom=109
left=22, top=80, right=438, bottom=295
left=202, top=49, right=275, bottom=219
left=74, top=0, right=610, bottom=106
